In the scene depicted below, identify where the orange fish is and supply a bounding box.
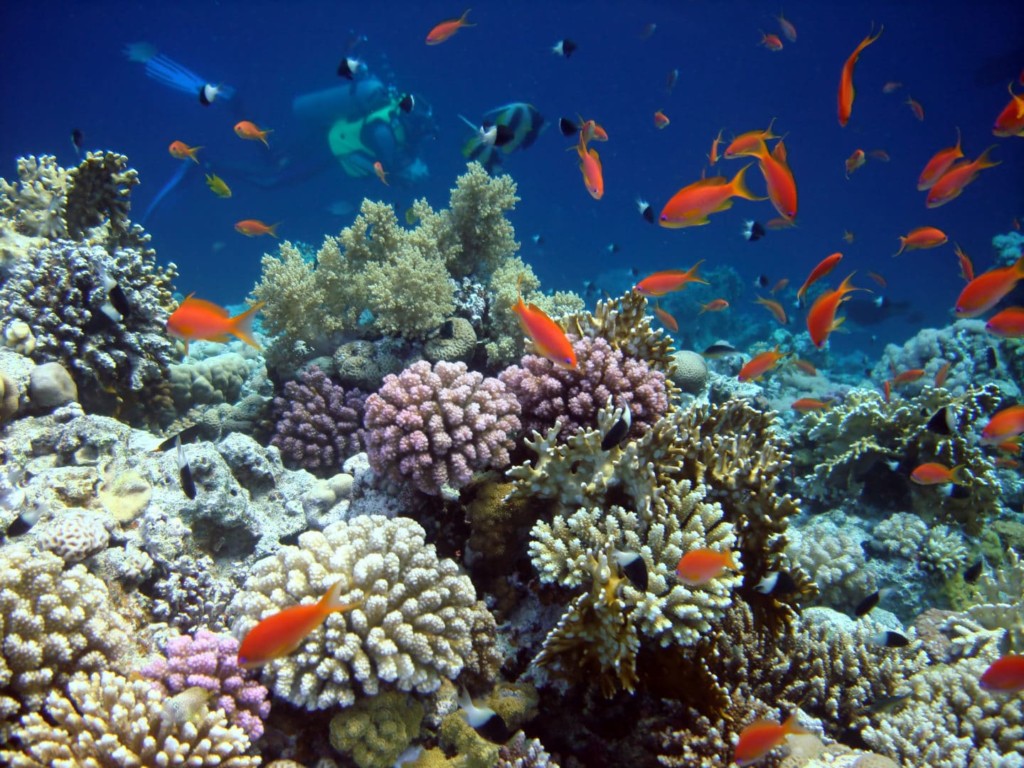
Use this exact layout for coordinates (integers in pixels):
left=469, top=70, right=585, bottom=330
left=796, top=252, right=843, bottom=306
left=168, top=140, right=202, bottom=163
left=892, top=368, right=925, bottom=384
left=993, top=82, right=1024, bottom=137
left=166, top=295, right=263, bottom=353
left=845, top=149, right=866, bottom=178
left=905, top=96, right=925, bottom=121
left=954, top=243, right=975, bottom=281
left=934, top=361, right=951, bottom=387
left=981, top=654, right=1024, bottom=693
left=838, top=26, right=883, bottom=127
left=237, top=580, right=361, bottom=668
left=754, top=296, right=788, bottom=325
left=577, top=118, right=608, bottom=143
left=654, top=301, right=679, bottom=332
left=658, top=165, right=763, bottom=228
left=734, top=715, right=807, bottom=767
left=882, top=379, right=892, bottom=403
left=867, top=271, right=886, bottom=288
left=917, top=128, right=963, bottom=191
left=373, top=161, right=389, bottom=185
left=653, top=110, right=670, bottom=129
left=882, top=81, right=903, bottom=94
left=234, top=120, right=272, bottom=147
left=893, top=226, right=947, bottom=256
left=707, top=128, right=725, bottom=165
left=998, top=438, right=1022, bottom=455
left=675, top=548, right=739, bottom=585
left=755, top=140, right=797, bottom=221
left=911, top=462, right=967, bottom=485
left=981, top=405, right=1024, bottom=445
left=868, top=149, right=890, bottom=161
left=986, top=306, right=1024, bottom=338
left=699, top=298, right=729, bottom=314
left=760, top=31, right=783, bottom=51
left=925, top=145, right=1000, bottom=208
left=843, top=230, right=856, bottom=244
left=995, top=457, right=1021, bottom=470
left=426, top=9, right=474, bottom=45
left=577, top=136, right=604, bottom=200
left=235, top=219, right=279, bottom=238
left=634, top=262, right=707, bottom=296
left=806, top=273, right=864, bottom=348
left=738, top=347, right=788, bottom=382
left=770, top=278, right=789, bottom=295
left=793, top=358, right=817, bottom=376
left=776, top=12, right=797, bottom=43
left=723, top=120, right=778, bottom=160
left=792, top=397, right=833, bottom=412
left=954, top=256, right=1024, bottom=318
left=766, top=217, right=796, bottom=230
left=511, top=277, right=578, bottom=370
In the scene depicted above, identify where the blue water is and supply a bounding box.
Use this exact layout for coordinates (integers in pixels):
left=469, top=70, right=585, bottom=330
left=2, top=0, right=1022, bottom=353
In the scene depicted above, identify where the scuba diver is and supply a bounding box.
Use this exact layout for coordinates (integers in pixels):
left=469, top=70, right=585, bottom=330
left=124, top=42, right=235, bottom=105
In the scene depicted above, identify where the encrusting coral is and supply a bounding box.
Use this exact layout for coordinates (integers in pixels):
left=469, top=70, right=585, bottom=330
left=329, top=690, right=424, bottom=768
left=1, top=671, right=260, bottom=767
left=364, top=360, right=521, bottom=499
left=226, top=515, right=500, bottom=710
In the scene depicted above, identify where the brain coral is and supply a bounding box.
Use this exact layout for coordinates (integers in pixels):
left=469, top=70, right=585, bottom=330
left=226, top=515, right=499, bottom=709
left=499, top=334, right=670, bottom=442
left=0, top=542, right=134, bottom=721
left=364, top=360, right=521, bottom=498
left=2, top=671, right=259, bottom=768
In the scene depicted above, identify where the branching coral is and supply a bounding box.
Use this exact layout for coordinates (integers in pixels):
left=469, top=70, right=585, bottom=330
left=2, top=671, right=259, bottom=767
left=226, top=515, right=500, bottom=709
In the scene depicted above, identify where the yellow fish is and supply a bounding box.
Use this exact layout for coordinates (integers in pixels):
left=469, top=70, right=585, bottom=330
left=205, top=173, right=232, bottom=198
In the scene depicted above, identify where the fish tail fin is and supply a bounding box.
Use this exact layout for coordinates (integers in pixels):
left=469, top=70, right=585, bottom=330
left=893, top=237, right=907, bottom=257
left=460, top=9, right=475, bottom=26
left=319, top=579, right=363, bottom=615
left=724, top=549, right=740, bottom=571
left=782, top=713, right=808, bottom=735
left=731, top=163, right=768, bottom=201
left=1012, top=254, right=1024, bottom=279
left=260, top=130, right=273, bottom=148
left=230, top=302, right=264, bottom=350
left=687, top=259, right=709, bottom=285
left=950, top=464, right=970, bottom=485
left=189, top=147, right=203, bottom=163
left=974, top=144, right=1000, bottom=170
left=268, top=223, right=280, bottom=238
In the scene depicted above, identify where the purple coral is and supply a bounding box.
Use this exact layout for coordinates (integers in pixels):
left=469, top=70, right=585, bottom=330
left=499, top=335, right=669, bottom=442
left=270, top=365, right=366, bottom=475
left=140, top=629, right=270, bottom=740
left=364, top=360, right=521, bottom=497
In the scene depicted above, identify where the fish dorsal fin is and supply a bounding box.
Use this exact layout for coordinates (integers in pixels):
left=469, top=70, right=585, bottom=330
left=183, top=296, right=229, bottom=316
left=688, top=175, right=729, bottom=188
left=772, top=140, right=788, bottom=163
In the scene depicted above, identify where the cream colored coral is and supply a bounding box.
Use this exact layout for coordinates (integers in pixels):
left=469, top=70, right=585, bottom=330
left=872, top=512, right=927, bottom=559
left=31, top=509, right=110, bottom=562
left=0, top=543, right=133, bottom=719
left=2, top=671, right=258, bottom=767
left=227, top=515, right=497, bottom=709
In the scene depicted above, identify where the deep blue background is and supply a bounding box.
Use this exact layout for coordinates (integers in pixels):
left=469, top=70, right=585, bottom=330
left=2, top=1, right=1022, bottom=353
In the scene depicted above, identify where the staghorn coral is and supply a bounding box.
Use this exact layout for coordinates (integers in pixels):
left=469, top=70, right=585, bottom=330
left=226, top=515, right=500, bottom=709
left=1, top=670, right=259, bottom=767
left=140, top=629, right=270, bottom=740
left=499, top=334, right=670, bottom=443
left=364, top=360, right=521, bottom=498
left=0, top=542, right=135, bottom=722
left=270, top=365, right=366, bottom=475
left=329, top=690, right=424, bottom=768
left=0, top=239, right=177, bottom=411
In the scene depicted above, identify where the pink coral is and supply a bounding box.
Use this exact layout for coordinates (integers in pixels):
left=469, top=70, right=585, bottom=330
left=499, top=335, right=669, bottom=441
left=364, top=360, right=521, bottom=497
left=139, top=629, right=270, bottom=739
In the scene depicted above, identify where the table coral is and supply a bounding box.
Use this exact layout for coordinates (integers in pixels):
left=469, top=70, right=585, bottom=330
left=1, top=670, right=259, bottom=767
left=364, top=360, right=521, bottom=498
left=226, top=515, right=500, bottom=709
left=270, top=365, right=366, bottom=475
left=140, top=629, right=271, bottom=740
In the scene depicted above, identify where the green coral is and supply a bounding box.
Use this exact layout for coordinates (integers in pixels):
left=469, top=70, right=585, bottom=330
left=329, top=691, right=424, bottom=768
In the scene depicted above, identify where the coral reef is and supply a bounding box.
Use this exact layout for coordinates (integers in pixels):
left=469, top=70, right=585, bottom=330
left=364, top=360, right=521, bottom=498
left=329, top=690, right=424, bottom=768
left=2, top=671, right=259, bottom=767
left=140, top=629, right=271, bottom=740
left=226, top=515, right=500, bottom=709
left=270, top=365, right=366, bottom=475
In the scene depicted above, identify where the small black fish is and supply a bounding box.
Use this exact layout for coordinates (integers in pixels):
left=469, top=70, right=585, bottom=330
left=552, top=38, right=577, bottom=58
left=613, top=550, right=648, bottom=592
left=398, top=93, right=415, bottom=113
left=601, top=405, right=632, bottom=450
left=606, top=243, right=620, bottom=254
left=71, top=128, right=84, bottom=156
left=108, top=284, right=131, bottom=319
left=5, top=503, right=43, bottom=538
left=458, top=689, right=512, bottom=744
left=743, top=220, right=766, bottom=242
left=337, top=56, right=362, bottom=79
left=153, top=424, right=203, bottom=452
left=754, top=274, right=770, bottom=289
left=854, top=588, right=888, bottom=617
left=947, top=483, right=971, bottom=500
left=558, top=117, right=578, bottom=137
left=531, top=234, right=544, bottom=246
left=872, top=630, right=910, bottom=648
left=703, top=341, right=739, bottom=358
left=925, top=406, right=955, bottom=436
left=198, top=83, right=218, bottom=106
left=964, top=560, right=984, bottom=584
left=177, top=437, right=197, bottom=500
left=868, top=690, right=913, bottom=714
left=636, top=198, right=654, bottom=224
left=986, top=347, right=998, bottom=369
left=755, top=570, right=799, bottom=596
